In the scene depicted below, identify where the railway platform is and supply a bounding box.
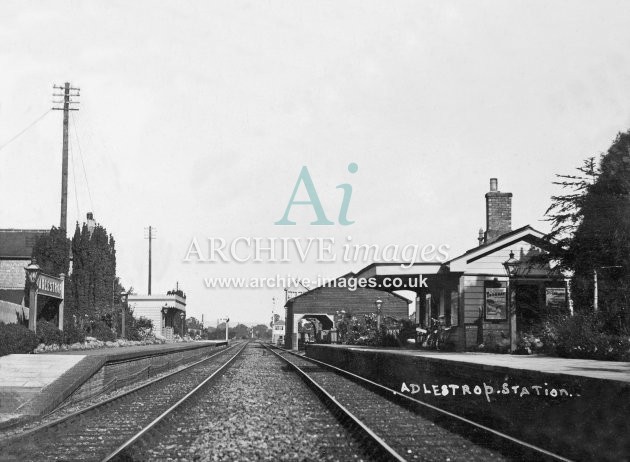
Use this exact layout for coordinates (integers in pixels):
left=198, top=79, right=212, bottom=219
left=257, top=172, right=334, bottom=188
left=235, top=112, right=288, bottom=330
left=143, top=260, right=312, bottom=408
left=306, top=344, right=630, bottom=461
left=0, top=340, right=227, bottom=421
left=307, top=344, right=630, bottom=382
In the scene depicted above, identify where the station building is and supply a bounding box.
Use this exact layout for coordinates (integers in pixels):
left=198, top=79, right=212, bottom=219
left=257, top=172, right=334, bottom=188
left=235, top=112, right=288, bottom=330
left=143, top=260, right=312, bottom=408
left=128, top=289, right=187, bottom=340
left=284, top=275, right=411, bottom=350
left=0, top=229, right=48, bottom=323
left=0, top=215, right=100, bottom=329
left=271, top=319, right=285, bottom=345
left=353, top=179, right=569, bottom=351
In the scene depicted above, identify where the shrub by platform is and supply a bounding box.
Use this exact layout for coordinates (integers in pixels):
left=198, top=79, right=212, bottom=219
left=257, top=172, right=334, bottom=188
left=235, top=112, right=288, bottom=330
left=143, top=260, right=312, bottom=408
left=36, top=320, right=64, bottom=346
left=0, top=322, right=39, bottom=356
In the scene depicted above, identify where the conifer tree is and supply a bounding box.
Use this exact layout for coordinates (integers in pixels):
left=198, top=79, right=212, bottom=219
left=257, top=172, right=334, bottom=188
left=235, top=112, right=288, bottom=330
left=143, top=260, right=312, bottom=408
left=545, top=131, right=630, bottom=327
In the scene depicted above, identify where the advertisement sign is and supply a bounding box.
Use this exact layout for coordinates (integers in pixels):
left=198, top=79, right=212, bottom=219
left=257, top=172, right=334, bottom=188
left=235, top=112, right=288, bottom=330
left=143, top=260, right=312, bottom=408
left=546, top=287, right=567, bottom=311
left=485, top=287, right=507, bottom=320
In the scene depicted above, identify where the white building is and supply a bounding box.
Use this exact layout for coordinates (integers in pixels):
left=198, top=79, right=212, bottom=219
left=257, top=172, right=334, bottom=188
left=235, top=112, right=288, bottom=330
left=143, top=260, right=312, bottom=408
left=271, top=320, right=285, bottom=345
left=128, top=290, right=186, bottom=339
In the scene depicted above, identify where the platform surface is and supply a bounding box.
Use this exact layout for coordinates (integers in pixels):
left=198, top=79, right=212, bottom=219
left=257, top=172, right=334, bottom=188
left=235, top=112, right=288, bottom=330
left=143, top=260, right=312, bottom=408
left=0, top=340, right=227, bottom=416
left=43, top=340, right=226, bottom=359
left=324, top=344, right=630, bottom=383
left=0, top=354, right=85, bottom=388
left=0, top=354, right=86, bottom=414
left=306, top=344, right=630, bottom=461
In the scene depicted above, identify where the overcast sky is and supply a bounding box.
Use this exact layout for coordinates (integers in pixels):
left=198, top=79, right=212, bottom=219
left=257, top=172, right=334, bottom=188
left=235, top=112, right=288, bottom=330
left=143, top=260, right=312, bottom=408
left=2, top=1, right=630, bottom=326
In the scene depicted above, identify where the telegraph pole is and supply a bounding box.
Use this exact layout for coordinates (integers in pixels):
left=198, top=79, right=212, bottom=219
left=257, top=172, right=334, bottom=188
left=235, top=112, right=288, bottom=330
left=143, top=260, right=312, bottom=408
left=144, top=226, right=156, bottom=295
left=52, top=82, right=80, bottom=234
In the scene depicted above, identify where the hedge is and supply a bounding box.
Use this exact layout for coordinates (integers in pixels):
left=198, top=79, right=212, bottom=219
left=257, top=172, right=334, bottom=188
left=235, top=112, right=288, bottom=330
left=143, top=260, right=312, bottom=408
left=37, top=320, right=64, bottom=346
left=0, top=322, right=39, bottom=356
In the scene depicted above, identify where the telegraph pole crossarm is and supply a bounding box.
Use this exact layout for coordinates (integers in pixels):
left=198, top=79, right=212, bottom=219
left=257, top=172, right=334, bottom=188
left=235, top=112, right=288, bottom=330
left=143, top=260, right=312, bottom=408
left=52, top=82, right=80, bottom=234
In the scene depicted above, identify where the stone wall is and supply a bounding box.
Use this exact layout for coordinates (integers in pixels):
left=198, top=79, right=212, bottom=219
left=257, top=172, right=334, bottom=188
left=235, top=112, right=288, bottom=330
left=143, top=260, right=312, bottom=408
left=63, top=342, right=227, bottom=406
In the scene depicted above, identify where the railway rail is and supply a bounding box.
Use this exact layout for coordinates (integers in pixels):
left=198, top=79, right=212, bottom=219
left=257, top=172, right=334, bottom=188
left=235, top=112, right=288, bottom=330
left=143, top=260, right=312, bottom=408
left=265, top=344, right=574, bottom=462
left=126, top=342, right=372, bottom=461
left=0, top=341, right=247, bottom=461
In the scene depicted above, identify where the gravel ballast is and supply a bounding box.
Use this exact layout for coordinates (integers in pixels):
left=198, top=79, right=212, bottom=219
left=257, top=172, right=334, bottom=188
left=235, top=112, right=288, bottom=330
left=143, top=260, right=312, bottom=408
left=141, top=342, right=371, bottom=461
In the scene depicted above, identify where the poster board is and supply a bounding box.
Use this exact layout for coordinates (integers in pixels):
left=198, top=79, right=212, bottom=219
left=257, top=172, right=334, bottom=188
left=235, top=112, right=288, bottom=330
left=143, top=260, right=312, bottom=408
left=485, top=286, right=507, bottom=321
left=546, top=287, right=567, bottom=311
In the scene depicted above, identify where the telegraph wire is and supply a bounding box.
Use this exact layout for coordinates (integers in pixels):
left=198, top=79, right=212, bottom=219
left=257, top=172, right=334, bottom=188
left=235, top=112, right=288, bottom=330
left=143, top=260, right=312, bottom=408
left=0, top=109, right=51, bottom=152
left=70, top=111, right=95, bottom=214
left=69, top=134, right=81, bottom=222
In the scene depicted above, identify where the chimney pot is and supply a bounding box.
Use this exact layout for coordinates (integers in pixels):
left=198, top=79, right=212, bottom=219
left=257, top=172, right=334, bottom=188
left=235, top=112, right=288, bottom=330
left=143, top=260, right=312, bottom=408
left=484, top=179, right=512, bottom=243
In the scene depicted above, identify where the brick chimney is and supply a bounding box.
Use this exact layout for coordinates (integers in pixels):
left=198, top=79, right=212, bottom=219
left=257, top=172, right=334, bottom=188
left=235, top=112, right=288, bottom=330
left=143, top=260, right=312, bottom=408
left=484, top=178, right=512, bottom=243
left=87, top=212, right=96, bottom=236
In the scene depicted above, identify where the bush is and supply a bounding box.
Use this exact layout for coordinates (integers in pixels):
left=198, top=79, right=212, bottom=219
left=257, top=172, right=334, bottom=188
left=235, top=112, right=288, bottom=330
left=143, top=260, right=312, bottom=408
left=37, top=320, right=64, bottom=345
left=63, top=324, right=86, bottom=344
left=514, top=332, right=544, bottom=355
left=127, top=317, right=153, bottom=341
left=542, top=312, right=630, bottom=361
left=92, top=321, right=116, bottom=342
left=380, top=332, right=402, bottom=347
left=0, top=322, right=39, bottom=356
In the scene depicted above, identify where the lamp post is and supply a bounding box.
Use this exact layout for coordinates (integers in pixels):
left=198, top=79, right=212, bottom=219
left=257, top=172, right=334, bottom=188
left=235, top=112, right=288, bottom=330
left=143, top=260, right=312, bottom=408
left=25, top=259, right=41, bottom=332
left=162, top=305, right=169, bottom=337
left=120, top=290, right=130, bottom=339
left=334, top=310, right=346, bottom=344
left=375, top=299, right=383, bottom=331
left=179, top=311, right=185, bottom=337
left=502, top=251, right=519, bottom=352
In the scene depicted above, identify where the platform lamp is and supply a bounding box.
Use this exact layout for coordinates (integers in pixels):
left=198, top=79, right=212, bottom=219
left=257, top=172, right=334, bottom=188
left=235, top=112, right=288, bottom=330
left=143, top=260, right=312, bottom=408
left=25, top=259, right=41, bottom=332
left=120, top=289, right=131, bottom=339
left=179, top=311, right=185, bottom=337
left=161, top=304, right=169, bottom=336
left=503, top=251, right=519, bottom=352
left=375, top=299, right=383, bottom=331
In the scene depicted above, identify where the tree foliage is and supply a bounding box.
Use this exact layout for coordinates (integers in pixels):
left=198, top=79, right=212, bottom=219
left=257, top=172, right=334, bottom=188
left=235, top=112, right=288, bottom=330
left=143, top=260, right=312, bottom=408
left=252, top=324, right=271, bottom=338
left=30, top=227, right=71, bottom=276
left=545, top=130, right=630, bottom=323
left=27, top=227, right=71, bottom=321
left=543, top=157, right=598, bottom=271
left=570, top=133, right=630, bottom=315
left=68, top=222, right=117, bottom=329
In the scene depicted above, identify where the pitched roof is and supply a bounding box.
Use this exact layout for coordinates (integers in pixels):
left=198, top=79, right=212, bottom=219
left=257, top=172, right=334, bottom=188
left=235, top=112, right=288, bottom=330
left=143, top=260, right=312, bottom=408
left=446, top=225, right=549, bottom=267
left=0, top=289, right=25, bottom=305
left=0, top=229, right=49, bottom=259
left=284, top=277, right=412, bottom=306
left=350, top=225, right=554, bottom=277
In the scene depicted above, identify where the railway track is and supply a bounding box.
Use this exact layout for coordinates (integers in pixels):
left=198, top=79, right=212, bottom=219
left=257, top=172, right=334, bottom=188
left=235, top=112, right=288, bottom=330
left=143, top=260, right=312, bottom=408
left=0, top=341, right=247, bottom=461
left=128, top=342, right=372, bottom=461
left=265, top=344, right=574, bottom=462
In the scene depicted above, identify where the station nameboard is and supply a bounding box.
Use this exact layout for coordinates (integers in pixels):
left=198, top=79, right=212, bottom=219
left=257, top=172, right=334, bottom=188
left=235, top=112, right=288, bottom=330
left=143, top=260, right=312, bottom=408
left=37, top=273, right=63, bottom=299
